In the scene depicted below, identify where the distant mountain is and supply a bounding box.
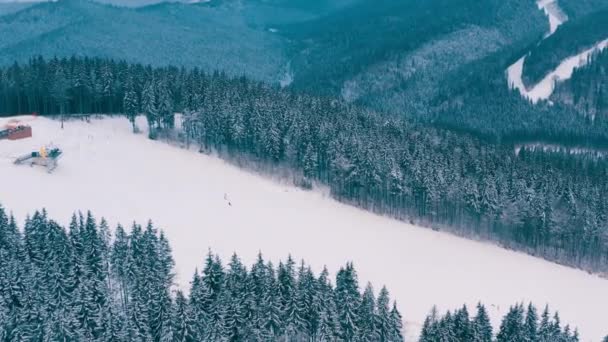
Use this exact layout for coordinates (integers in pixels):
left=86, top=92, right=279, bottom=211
left=282, top=0, right=546, bottom=114
left=1, top=0, right=608, bottom=145
left=0, top=2, right=35, bottom=16
left=0, top=0, right=288, bottom=83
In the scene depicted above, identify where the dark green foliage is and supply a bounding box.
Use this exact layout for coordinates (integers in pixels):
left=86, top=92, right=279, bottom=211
left=553, top=47, right=608, bottom=119
left=282, top=0, right=544, bottom=96
left=472, top=304, right=493, bottom=342
left=422, top=303, right=579, bottom=342
left=0, top=204, right=404, bottom=341
left=557, top=0, right=608, bottom=20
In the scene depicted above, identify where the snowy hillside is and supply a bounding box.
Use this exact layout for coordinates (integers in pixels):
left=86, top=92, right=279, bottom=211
left=507, top=0, right=608, bottom=104
left=507, top=0, right=568, bottom=103
left=1, top=116, right=607, bottom=341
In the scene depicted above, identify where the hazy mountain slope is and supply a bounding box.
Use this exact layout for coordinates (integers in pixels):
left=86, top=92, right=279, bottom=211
left=0, top=0, right=288, bottom=82
left=522, top=8, right=608, bottom=87
left=282, top=0, right=546, bottom=116
left=559, top=0, right=608, bottom=18
left=0, top=2, right=34, bottom=16
left=0, top=1, right=86, bottom=50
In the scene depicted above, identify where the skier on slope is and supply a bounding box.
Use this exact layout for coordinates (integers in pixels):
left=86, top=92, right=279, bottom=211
left=224, top=193, right=232, bottom=206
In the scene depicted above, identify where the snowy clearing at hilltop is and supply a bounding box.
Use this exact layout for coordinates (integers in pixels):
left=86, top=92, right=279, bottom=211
left=1, top=116, right=607, bottom=341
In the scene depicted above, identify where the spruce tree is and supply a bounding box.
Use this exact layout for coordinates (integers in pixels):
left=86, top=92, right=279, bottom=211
left=496, top=304, right=525, bottom=342
left=172, top=290, right=197, bottom=342
left=453, top=305, right=473, bottom=341
left=377, top=286, right=393, bottom=341
left=472, top=303, right=492, bottom=342
left=335, top=262, right=361, bottom=341
left=524, top=303, right=539, bottom=342
left=389, top=302, right=404, bottom=342
left=358, top=283, right=379, bottom=341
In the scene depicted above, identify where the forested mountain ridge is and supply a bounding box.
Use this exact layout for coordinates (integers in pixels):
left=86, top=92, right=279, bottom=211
left=521, top=7, right=608, bottom=87
left=0, top=0, right=289, bottom=83
left=552, top=47, right=608, bottom=119
left=283, top=0, right=546, bottom=98
left=1, top=0, right=608, bottom=146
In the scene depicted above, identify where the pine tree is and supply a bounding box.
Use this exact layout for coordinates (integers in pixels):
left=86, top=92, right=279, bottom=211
left=123, top=78, right=139, bottom=132
left=172, top=290, right=197, bottom=342
left=453, top=305, right=473, bottom=342
left=260, top=262, right=282, bottom=339
left=472, top=303, right=492, bottom=342
left=524, top=303, right=539, bottom=342
left=389, top=302, right=404, bottom=342
left=335, top=262, right=361, bottom=341
left=497, top=304, right=525, bottom=342
left=437, top=311, right=456, bottom=341
left=142, top=79, right=158, bottom=133
left=538, top=306, right=551, bottom=342
left=189, top=269, right=212, bottom=339
left=156, top=79, right=174, bottom=129
left=358, top=283, right=379, bottom=341
left=377, top=286, right=393, bottom=341
left=316, top=267, right=341, bottom=341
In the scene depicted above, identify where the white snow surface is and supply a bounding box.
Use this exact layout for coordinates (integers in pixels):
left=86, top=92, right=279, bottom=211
left=508, top=38, right=608, bottom=104
left=536, top=0, right=567, bottom=36
left=1, top=116, right=608, bottom=341
left=506, top=0, right=574, bottom=103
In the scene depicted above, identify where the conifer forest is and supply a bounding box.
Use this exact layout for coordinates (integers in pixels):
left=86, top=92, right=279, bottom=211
left=1, top=57, right=607, bottom=274
left=0, top=205, right=590, bottom=341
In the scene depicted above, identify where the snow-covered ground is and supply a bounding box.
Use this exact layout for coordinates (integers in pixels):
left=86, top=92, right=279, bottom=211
left=536, top=0, right=567, bottom=36
left=1, top=116, right=608, bottom=341
left=508, top=38, right=608, bottom=104
left=506, top=0, right=570, bottom=103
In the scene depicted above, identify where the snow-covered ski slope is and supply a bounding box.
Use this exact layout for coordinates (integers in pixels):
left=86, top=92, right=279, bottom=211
left=1, top=116, right=608, bottom=341
left=507, top=0, right=569, bottom=103
left=507, top=0, right=608, bottom=104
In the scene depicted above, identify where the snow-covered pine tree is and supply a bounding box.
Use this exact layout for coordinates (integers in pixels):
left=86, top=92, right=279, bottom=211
left=453, top=305, right=473, bottom=342
left=224, top=253, right=249, bottom=340
left=142, top=79, right=158, bottom=133
left=189, top=269, right=212, bottom=339
left=472, top=303, right=492, bottom=342
left=437, top=311, right=456, bottom=341
left=156, top=79, right=174, bottom=129
left=315, top=267, right=341, bottom=341
left=538, top=305, right=551, bottom=342
left=524, top=303, right=539, bottom=341
left=389, top=302, right=404, bottom=341
left=358, top=283, right=379, bottom=341
left=377, top=286, right=393, bottom=341
left=335, top=262, right=361, bottom=340
left=172, top=290, right=197, bottom=342
left=110, top=224, right=130, bottom=313
left=496, top=304, right=525, bottom=342
left=123, top=78, right=139, bottom=132
left=260, top=261, right=283, bottom=339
